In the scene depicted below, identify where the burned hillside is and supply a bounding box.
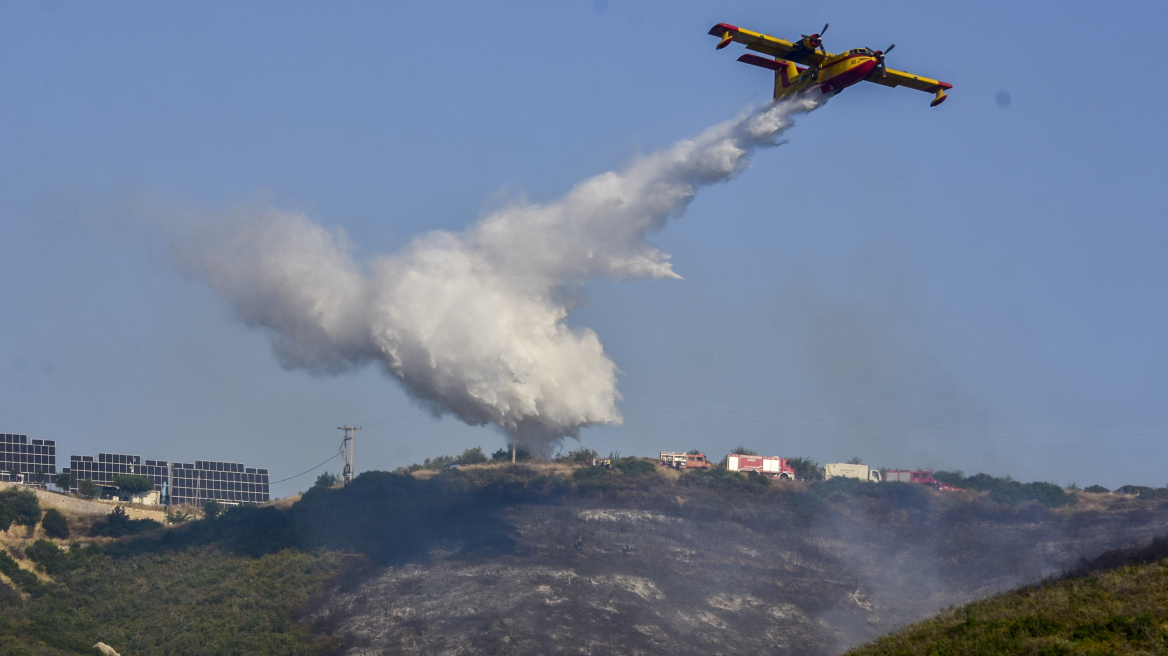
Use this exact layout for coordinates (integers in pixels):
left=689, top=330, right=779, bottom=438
left=290, top=464, right=1168, bottom=655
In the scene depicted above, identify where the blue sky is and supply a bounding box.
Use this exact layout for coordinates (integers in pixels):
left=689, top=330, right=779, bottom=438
left=2, top=0, right=1166, bottom=495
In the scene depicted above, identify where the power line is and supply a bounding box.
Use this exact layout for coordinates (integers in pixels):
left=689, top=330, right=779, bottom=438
left=269, top=447, right=344, bottom=485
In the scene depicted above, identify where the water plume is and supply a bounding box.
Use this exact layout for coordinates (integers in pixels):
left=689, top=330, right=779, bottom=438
left=173, top=97, right=824, bottom=451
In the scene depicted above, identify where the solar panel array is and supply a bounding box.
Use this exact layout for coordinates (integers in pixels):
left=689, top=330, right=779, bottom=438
left=169, top=460, right=270, bottom=506
left=0, top=433, right=56, bottom=484
left=69, top=453, right=170, bottom=491
left=5, top=430, right=271, bottom=507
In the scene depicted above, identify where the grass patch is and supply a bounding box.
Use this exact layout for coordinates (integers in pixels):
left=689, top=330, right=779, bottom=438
left=847, top=539, right=1168, bottom=656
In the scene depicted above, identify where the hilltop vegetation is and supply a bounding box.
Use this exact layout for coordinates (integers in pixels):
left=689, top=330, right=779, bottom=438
left=846, top=538, right=1168, bottom=656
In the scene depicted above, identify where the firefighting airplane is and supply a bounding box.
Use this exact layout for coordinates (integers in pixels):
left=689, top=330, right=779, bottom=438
left=709, top=22, right=952, bottom=107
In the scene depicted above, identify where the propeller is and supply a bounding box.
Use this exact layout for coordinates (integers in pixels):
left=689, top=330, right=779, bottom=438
left=800, top=23, right=830, bottom=54
left=871, top=43, right=895, bottom=73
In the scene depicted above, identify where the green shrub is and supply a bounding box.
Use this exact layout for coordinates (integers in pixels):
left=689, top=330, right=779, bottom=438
left=613, top=458, right=657, bottom=476
left=988, top=481, right=1075, bottom=508
left=90, top=506, right=162, bottom=537
left=313, top=472, right=340, bottom=489
left=113, top=474, right=156, bottom=495
left=1137, top=488, right=1168, bottom=501
left=731, top=446, right=758, bottom=456
left=1084, top=485, right=1110, bottom=494
left=25, top=539, right=76, bottom=575
left=41, top=508, right=69, bottom=539
left=555, top=446, right=599, bottom=464
left=685, top=467, right=770, bottom=494
left=54, top=471, right=75, bottom=492
left=786, top=457, right=822, bottom=482
left=457, top=447, right=488, bottom=464
left=572, top=465, right=616, bottom=490
left=0, top=549, right=42, bottom=594
left=933, top=470, right=967, bottom=487
left=77, top=479, right=99, bottom=498
left=491, top=447, right=531, bottom=461
left=0, top=488, right=41, bottom=532
left=202, top=500, right=224, bottom=520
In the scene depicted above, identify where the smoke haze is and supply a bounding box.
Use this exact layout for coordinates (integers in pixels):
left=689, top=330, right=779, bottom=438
left=172, top=97, right=824, bottom=451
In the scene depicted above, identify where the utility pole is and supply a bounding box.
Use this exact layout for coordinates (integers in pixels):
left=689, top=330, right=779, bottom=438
left=338, top=426, right=361, bottom=485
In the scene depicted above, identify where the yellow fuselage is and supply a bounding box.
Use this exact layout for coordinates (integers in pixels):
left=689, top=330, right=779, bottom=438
left=774, top=51, right=880, bottom=100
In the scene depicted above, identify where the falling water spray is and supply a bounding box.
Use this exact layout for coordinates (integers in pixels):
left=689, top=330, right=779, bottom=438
left=172, top=96, right=825, bottom=453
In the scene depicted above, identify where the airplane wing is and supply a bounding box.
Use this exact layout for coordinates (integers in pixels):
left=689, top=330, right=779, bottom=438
left=707, top=23, right=826, bottom=66
left=868, top=67, right=953, bottom=105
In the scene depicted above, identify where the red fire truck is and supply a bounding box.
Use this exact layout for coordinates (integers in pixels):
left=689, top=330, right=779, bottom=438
left=725, top=455, right=796, bottom=480
left=883, top=469, right=938, bottom=485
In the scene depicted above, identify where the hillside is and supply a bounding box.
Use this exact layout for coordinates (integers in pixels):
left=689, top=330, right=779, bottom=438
left=3, top=463, right=1168, bottom=655
left=845, top=537, right=1168, bottom=655
left=306, top=466, right=1168, bottom=655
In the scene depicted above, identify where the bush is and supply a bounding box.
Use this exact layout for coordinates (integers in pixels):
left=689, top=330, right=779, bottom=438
left=0, top=488, right=42, bottom=532
left=313, top=472, right=340, bottom=489
left=555, top=446, right=599, bottom=464
left=54, top=471, right=75, bottom=492
left=685, top=468, right=770, bottom=494
left=988, top=481, right=1075, bottom=508
left=203, top=500, right=224, bottom=520
left=572, top=465, right=615, bottom=489
left=933, top=470, right=967, bottom=486
left=731, top=446, right=758, bottom=456
left=1137, top=488, right=1168, bottom=501
left=0, top=549, right=42, bottom=594
left=457, top=447, right=488, bottom=465
left=786, top=457, right=822, bottom=482
left=41, top=508, right=69, bottom=539
left=613, top=458, right=657, bottom=476
left=25, top=539, right=75, bottom=575
left=1084, top=485, right=1110, bottom=494
left=90, top=506, right=162, bottom=537
left=491, top=447, right=531, bottom=462
left=77, top=479, right=99, bottom=498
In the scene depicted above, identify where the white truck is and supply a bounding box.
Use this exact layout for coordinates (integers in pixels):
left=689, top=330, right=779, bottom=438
left=823, top=463, right=882, bottom=483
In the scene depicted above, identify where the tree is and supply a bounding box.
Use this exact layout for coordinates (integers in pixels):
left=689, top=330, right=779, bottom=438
left=0, top=488, right=41, bottom=532
left=686, top=449, right=703, bottom=455
left=313, top=472, right=340, bottom=489
left=33, top=469, right=46, bottom=486
left=846, top=456, right=863, bottom=465
left=54, top=471, right=75, bottom=493
left=731, top=446, right=758, bottom=456
left=203, top=499, right=224, bottom=520
left=113, top=474, right=155, bottom=496
left=786, top=456, right=823, bottom=482
left=491, top=447, right=530, bottom=461
left=78, top=478, right=99, bottom=498
left=90, top=505, right=162, bottom=537
left=6, top=468, right=21, bottom=483
left=554, top=447, right=598, bottom=464
left=457, top=447, right=488, bottom=465
left=41, top=508, right=70, bottom=539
